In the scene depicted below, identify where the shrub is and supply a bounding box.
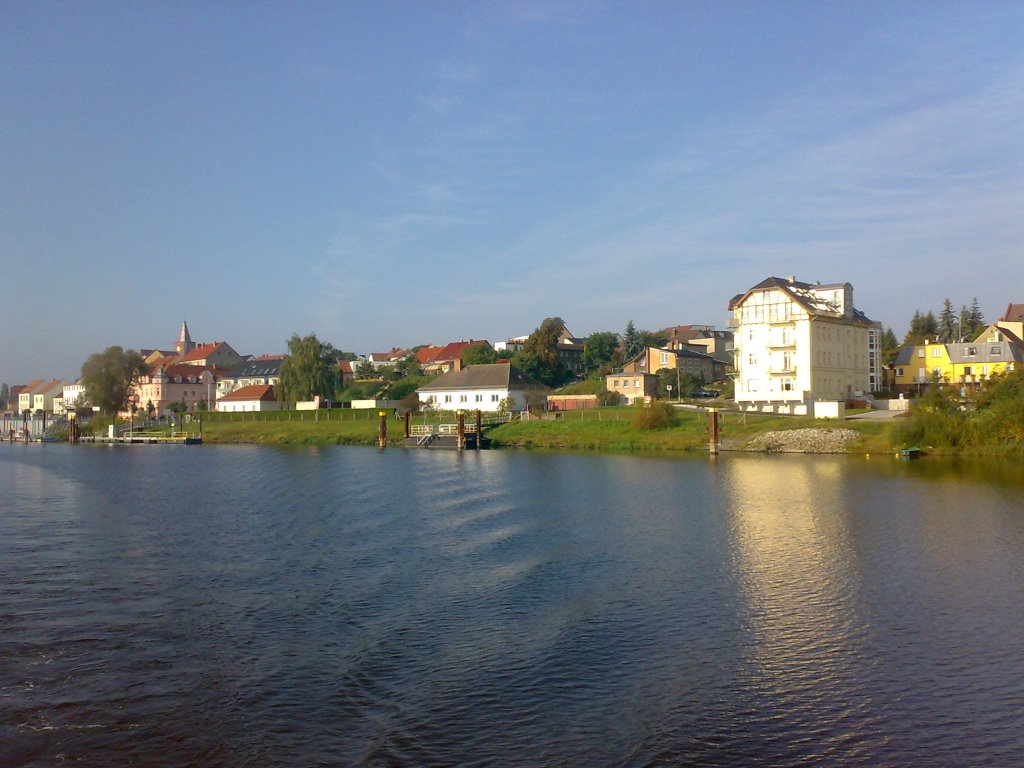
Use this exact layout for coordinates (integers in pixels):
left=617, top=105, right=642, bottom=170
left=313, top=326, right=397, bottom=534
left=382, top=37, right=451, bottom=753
left=631, top=401, right=678, bottom=430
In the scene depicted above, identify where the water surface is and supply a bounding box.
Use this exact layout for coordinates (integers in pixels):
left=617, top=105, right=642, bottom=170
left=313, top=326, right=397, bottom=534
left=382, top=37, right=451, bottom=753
left=2, top=445, right=1022, bottom=766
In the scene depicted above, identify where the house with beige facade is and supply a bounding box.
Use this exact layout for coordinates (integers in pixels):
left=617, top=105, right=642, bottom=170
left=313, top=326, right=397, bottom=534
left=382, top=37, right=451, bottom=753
left=605, top=372, right=660, bottom=405
left=728, top=276, right=880, bottom=414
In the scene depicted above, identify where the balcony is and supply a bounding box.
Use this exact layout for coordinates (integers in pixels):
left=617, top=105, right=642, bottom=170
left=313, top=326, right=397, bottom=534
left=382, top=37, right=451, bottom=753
left=768, top=338, right=796, bottom=349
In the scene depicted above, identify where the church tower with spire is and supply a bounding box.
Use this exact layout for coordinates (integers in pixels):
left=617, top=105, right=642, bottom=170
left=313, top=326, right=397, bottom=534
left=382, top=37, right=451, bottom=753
left=174, top=320, right=195, bottom=355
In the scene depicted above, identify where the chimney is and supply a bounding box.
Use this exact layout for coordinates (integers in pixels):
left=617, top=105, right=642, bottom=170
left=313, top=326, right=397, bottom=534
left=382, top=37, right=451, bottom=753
left=786, top=275, right=796, bottom=284
left=454, top=358, right=463, bottom=372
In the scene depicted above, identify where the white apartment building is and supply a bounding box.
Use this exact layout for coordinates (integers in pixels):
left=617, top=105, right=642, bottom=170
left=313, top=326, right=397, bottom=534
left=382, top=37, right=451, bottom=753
left=728, top=276, right=881, bottom=414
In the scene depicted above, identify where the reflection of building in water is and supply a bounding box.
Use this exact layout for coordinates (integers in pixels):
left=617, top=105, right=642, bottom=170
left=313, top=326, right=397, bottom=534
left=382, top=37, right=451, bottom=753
left=725, top=456, right=863, bottom=686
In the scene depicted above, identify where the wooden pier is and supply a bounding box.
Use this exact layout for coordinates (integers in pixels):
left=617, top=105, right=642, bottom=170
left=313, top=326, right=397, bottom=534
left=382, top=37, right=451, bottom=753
left=78, top=432, right=202, bottom=445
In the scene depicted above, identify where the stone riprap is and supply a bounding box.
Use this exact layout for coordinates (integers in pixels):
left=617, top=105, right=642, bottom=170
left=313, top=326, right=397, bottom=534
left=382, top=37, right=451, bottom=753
left=745, top=428, right=862, bottom=453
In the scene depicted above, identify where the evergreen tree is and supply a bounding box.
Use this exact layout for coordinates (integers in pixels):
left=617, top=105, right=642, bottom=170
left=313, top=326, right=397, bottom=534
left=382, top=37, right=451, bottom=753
left=881, top=327, right=900, bottom=365
left=622, top=320, right=640, bottom=361
left=938, top=299, right=957, bottom=342
left=968, top=297, right=985, bottom=337
left=923, top=311, right=938, bottom=338
left=0, top=383, right=8, bottom=410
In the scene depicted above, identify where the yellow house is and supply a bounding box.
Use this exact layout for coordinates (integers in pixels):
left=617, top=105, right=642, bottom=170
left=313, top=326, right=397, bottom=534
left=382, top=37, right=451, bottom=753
left=892, top=326, right=1022, bottom=393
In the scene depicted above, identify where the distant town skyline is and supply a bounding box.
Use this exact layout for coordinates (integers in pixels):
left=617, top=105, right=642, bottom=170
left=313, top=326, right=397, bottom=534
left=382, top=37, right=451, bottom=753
left=3, top=2, right=1022, bottom=385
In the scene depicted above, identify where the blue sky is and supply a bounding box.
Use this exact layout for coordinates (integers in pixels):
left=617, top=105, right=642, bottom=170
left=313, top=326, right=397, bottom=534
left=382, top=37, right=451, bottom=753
left=3, top=1, right=1022, bottom=384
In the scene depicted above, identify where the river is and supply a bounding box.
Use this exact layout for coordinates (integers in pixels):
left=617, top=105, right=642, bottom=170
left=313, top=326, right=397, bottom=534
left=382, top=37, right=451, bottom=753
left=2, top=444, right=1022, bottom=766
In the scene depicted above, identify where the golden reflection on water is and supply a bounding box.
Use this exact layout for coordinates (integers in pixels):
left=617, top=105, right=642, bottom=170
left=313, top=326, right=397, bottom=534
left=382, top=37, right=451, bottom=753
left=724, top=456, right=866, bottom=691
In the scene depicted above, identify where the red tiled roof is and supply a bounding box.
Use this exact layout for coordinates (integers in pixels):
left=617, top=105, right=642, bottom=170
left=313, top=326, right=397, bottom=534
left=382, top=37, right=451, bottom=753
left=176, top=342, right=226, bottom=363
left=219, top=384, right=276, bottom=402
left=424, top=339, right=489, bottom=363
left=416, top=346, right=443, bottom=364
left=338, top=360, right=354, bottom=374
left=255, top=354, right=286, bottom=361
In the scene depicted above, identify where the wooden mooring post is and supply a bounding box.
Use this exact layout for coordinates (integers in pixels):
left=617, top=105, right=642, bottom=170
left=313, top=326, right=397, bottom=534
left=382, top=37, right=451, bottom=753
left=708, top=407, right=719, bottom=455
left=404, top=411, right=411, bottom=439
left=457, top=412, right=465, bottom=450
left=475, top=410, right=482, bottom=450
left=378, top=411, right=388, bottom=448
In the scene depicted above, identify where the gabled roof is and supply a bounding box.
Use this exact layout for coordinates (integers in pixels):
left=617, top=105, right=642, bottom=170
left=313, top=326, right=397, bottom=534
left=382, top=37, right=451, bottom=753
left=417, top=363, right=548, bottom=392
left=34, top=379, right=66, bottom=396
left=176, top=341, right=236, bottom=364
left=338, top=360, right=354, bottom=374
left=729, top=275, right=877, bottom=326
left=368, top=347, right=410, bottom=362
left=20, top=379, right=46, bottom=395
left=219, top=384, right=276, bottom=402
left=421, top=339, right=490, bottom=364
left=416, top=346, right=443, bottom=364
left=1000, top=303, right=1024, bottom=323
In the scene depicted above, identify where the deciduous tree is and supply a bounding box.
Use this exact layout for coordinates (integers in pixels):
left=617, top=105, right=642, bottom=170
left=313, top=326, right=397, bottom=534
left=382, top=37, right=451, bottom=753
left=514, top=317, right=570, bottom=387
left=80, top=346, right=148, bottom=416
left=582, top=332, right=620, bottom=373
left=278, top=333, right=340, bottom=402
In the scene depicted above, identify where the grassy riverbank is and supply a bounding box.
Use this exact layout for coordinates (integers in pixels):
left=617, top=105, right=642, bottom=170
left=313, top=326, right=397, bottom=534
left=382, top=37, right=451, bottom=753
left=119, top=406, right=897, bottom=453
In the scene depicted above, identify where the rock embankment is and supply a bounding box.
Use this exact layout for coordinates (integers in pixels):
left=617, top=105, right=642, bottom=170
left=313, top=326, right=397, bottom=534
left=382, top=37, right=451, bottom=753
left=745, top=428, right=861, bottom=453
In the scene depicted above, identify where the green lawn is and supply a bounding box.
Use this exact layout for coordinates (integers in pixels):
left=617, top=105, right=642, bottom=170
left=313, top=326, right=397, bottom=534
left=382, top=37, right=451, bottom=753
left=94, top=406, right=897, bottom=453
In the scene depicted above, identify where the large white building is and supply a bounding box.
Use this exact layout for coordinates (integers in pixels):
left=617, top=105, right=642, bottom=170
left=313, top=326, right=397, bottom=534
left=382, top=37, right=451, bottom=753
left=728, top=276, right=881, bottom=414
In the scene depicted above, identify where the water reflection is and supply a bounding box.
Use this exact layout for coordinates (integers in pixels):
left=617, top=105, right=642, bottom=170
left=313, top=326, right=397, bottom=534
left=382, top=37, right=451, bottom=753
left=724, top=456, right=881, bottom=756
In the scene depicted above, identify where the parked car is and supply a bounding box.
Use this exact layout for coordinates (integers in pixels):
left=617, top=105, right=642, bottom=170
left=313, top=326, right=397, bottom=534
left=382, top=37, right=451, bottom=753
left=689, top=388, right=720, bottom=398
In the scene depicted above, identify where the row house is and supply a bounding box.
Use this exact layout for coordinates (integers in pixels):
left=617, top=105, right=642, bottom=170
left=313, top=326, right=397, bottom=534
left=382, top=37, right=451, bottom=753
left=14, top=379, right=66, bottom=415
left=892, top=323, right=1022, bottom=393
left=728, top=276, right=881, bottom=415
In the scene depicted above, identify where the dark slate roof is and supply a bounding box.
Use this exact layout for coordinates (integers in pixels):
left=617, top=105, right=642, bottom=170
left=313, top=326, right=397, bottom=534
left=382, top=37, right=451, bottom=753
left=416, top=363, right=549, bottom=392
left=893, top=346, right=916, bottom=365
left=728, top=275, right=876, bottom=325
left=227, top=356, right=286, bottom=379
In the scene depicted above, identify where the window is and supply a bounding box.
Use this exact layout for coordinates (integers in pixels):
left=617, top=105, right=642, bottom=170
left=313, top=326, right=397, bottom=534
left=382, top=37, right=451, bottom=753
left=991, top=346, right=1001, bottom=356
left=459, top=395, right=468, bottom=402
left=917, top=349, right=925, bottom=358
left=491, top=394, right=500, bottom=402
left=931, top=347, right=942, bottom=357
left=967, top=346, right=977, bottom=356
left=963, top=367, right=972, bottom=376
left=634, top=379, right=640, bottom=389
left=896, top=367, right=904, bottom=377
left=612, top=379, right=619, bottom=388
left=444, top=395, right=452, bottom=403
left=661, top=351, right=671, bottom=367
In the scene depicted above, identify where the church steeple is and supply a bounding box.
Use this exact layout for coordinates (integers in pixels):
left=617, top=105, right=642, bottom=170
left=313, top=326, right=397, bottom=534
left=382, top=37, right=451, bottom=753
left=175, top=319, right=194, bottom=354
